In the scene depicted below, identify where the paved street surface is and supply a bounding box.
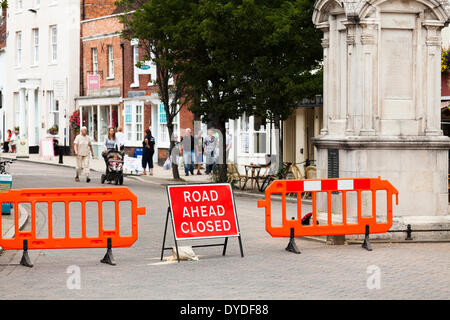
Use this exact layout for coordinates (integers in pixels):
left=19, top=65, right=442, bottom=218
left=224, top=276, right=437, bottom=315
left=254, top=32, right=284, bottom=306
left=1, top=162, right=450, bottom=299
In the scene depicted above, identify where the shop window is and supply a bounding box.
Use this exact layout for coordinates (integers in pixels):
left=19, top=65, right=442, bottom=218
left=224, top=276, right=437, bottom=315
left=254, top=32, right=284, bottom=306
left=124, top=102, right=144, bottom=146
left=158, top=103, right=179, bottom=148
left=239, top=114, right=268, bottom=155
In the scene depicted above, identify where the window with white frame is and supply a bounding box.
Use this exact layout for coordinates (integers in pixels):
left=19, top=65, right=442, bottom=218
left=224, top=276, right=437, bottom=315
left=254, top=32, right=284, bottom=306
left=131, top=41, right=139, bottom=87
left=240, top=114, right=250, bottom=154
left=16, top=0, right=23, bottom=11
left=92, top=48, right=98, bottom=75
left=50, top=25, right=57, bottom=62
left=15, top=31, right=22, bottom=66
left=158, top=103, right=179, bottom=148
left=239, top=114, right=267, bottom=155
left=34, top=0, right=40, bottom=8
left=253, top=116, right=267, bottom=154
left=48, top=91, right=59, bottom=129
left=32, top=28, right=39, bottom=65
left=107, top=45, right=114, bottom=79
left=124, top=102, right=144, bottom=145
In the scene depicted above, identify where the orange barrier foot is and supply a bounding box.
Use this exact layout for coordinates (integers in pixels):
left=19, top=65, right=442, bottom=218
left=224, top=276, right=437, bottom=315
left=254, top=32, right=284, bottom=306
left=285, top=228, right=301, bottom=254
left=362, top=225, right=372, bottom=251
left=101, top=238, right=116, bottom=266
left=20, top=240, right=33, bottom=268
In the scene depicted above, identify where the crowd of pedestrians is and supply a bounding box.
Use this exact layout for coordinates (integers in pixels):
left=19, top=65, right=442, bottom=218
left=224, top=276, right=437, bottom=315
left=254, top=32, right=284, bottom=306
left=1, top=124, right=232, bottom=179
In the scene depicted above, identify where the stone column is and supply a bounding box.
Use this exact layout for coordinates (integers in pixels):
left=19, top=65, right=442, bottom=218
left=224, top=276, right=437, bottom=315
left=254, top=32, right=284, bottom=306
left=27, top=88, right=35, bottom=145
left=318, top=23, right=330, bottom=135
left=424, top=23, right=444, bottom=136
left=360, top=22, right=377, bottom=136
left=344, top=22, right=356, bottom=135
left=18, top=88, right=26, bottom=139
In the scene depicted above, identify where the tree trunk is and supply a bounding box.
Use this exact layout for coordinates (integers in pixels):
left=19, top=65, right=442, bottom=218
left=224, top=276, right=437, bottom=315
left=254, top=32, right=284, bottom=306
left=217, top=120, right=227, bottom=183
left=167, top=123, right=180, bottom=180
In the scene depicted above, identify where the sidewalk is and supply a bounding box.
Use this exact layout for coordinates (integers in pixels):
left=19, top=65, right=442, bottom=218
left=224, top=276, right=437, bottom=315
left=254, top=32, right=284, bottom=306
left=0, top=152, right=304, bottom=203
left=0, top=152, right=213, bottom=184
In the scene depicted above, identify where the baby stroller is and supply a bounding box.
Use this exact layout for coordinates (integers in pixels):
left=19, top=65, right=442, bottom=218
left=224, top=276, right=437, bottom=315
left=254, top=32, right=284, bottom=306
left=101, top=149, right=124, bottom=185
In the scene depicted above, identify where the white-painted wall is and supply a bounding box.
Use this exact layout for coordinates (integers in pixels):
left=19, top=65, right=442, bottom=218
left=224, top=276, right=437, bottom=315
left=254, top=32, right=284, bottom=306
left=4, top=0, right=80, bottom=149
left=0, top=48, right=6, bottom=140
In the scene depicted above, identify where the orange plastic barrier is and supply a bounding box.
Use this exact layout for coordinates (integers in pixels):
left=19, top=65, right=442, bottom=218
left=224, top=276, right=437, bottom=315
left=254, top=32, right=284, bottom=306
left=0, top=187, right=146, bottom=267
left=257, top=177, right=398, bottom=252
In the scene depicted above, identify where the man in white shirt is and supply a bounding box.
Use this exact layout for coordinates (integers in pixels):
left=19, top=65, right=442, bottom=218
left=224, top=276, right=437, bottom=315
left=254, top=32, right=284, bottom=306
left=74, top=126, right=94, bottom=183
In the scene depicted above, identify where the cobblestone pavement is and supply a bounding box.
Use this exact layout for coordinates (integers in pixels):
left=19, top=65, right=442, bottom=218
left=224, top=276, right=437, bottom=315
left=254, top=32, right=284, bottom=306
left=1, top=162, right=449, bottom=299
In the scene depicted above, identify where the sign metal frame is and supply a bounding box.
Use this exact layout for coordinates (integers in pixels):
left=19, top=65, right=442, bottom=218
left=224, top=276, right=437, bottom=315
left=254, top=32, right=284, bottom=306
left=161, top=183, right=244, bottom=263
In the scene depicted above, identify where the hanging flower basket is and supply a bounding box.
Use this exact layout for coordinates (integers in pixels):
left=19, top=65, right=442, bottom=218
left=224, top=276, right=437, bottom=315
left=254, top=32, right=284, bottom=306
left=69, top=110, right=81, bottom=134
left=442, top=49, right=450, bottom=73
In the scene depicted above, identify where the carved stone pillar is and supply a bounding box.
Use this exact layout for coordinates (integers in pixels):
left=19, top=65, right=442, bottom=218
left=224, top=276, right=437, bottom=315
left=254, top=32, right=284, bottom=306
left=424, top=23, right=444, bottom=136
left=319, top=24, right=330, bottom=135
left=360, top=22, right=377, bottom=136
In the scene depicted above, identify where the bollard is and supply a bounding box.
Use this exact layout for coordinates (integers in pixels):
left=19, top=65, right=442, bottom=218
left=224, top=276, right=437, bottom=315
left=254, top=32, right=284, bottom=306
left=59, top=145, right=64, bottom=164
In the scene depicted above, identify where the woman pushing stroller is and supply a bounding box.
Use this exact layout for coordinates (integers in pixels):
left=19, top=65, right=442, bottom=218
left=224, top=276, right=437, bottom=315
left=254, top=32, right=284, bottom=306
left=101, top=127, right=125, bottom=185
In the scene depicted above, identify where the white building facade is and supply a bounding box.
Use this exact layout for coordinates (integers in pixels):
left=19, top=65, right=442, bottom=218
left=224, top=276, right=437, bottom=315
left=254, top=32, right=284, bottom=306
left=4, top=0, right=80, bottom=153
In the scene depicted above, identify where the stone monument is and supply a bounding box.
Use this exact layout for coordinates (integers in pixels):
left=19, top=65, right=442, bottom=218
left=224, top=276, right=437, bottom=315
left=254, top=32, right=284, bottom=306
left=312, top=0, right=450, bottom=239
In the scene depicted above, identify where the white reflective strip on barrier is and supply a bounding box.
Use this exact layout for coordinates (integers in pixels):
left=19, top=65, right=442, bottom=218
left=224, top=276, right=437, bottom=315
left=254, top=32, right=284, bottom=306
left=338, top=180, right=354, bottom=190
left=304, top=181, right=321, bottom=192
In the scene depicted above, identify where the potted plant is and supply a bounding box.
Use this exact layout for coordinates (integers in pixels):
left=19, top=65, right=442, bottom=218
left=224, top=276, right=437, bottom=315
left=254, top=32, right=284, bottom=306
left=47, top=125, right=59, bottom=135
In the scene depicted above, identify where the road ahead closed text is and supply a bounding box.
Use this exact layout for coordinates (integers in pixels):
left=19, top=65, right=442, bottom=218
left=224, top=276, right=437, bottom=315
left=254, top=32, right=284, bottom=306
left=167, top=184, right=240, bottom=240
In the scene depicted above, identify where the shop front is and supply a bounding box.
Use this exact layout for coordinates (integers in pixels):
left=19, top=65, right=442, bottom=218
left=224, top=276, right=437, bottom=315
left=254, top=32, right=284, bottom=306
left=77, top=96, right=120, bottom=158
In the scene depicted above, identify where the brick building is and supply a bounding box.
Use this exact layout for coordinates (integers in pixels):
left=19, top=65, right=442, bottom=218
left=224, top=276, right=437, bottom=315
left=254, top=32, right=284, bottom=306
left=76, top=0, right=194, bottom=163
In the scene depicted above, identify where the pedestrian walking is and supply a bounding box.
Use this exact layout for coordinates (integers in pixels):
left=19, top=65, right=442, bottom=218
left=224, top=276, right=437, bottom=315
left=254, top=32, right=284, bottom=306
left=10, top=130, right=17, bottom=153
left=3, top=129, right=11, bottom=153
left=115, top=126, right=126, bottom=151
left=204, top=129, right=217, bottom=174
left=181, top=128, right=195, bottom=176
left=194, top=130, right=204, bottom=175
left=74, top=126, right=94, bottom=183
left=142, top=129, right=155, bottom=176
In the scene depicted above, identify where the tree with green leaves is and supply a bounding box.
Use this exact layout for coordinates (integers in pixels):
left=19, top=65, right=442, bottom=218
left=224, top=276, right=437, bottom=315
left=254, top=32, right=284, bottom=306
left=251, top=0, right=323, bottom=169
left=116, top=0, right=194, bottom=180
left=1, top=1, right=7, bottom=9
left=116, top=0, right=322, bottom=183
left=175, top=0, right=322, bottom=179
left=173, top=0, right=264, bottom=183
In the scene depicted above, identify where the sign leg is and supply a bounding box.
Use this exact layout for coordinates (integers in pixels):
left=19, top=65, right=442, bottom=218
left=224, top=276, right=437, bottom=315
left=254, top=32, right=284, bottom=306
left=160, top=207, right=170, bottom=261
left=222, top=237, right=228, bottom=256
left=238, top=235, right=244, bottom=258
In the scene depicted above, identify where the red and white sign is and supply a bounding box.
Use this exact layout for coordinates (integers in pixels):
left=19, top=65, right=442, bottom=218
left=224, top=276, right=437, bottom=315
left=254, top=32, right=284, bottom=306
left=87, top=75, right=100, bottom=90
left=167, top=184, right=240, bottom=240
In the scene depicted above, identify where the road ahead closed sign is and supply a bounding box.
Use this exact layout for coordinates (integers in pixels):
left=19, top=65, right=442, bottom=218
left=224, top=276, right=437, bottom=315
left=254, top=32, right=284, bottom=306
left=167, top=184, right=240, bottom=240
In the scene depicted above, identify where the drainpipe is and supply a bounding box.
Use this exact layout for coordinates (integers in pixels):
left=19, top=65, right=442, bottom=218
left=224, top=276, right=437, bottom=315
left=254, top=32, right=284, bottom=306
left=120, top=41, right=125, bottom=98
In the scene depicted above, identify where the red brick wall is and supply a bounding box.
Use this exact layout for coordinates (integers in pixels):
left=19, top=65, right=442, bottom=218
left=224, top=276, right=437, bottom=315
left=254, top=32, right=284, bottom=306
left=0, top=8, right=6, bottom=50
left=82, top=0, right=119, bottom=20
left=81, top=16, right=124, bottom=94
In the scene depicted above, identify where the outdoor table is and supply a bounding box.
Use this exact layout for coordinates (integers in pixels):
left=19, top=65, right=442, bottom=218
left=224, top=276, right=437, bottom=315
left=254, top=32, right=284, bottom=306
left=242, top=164, right=266, bottom=191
